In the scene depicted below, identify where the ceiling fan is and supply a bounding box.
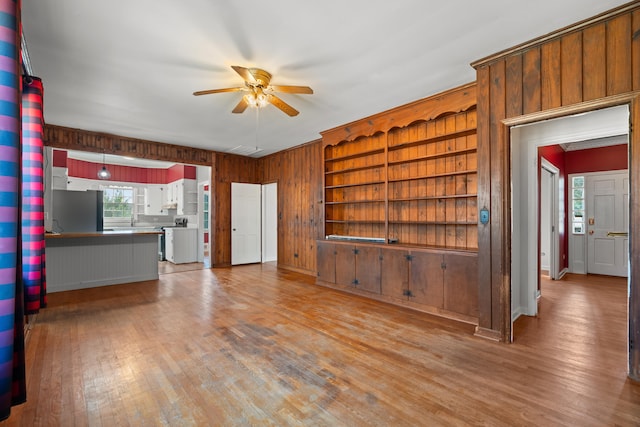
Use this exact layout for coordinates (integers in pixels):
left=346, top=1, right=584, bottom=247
left=193, top=65, right=313, bottom=117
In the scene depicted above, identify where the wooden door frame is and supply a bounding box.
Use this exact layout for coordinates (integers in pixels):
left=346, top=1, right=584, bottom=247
left=497, top=92, right=640, bottom=380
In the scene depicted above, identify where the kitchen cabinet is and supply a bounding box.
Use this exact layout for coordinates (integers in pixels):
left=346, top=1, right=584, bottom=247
left=164, top=228, right=197, bottom=264
left=144, top=186, right=167, bottom=215
left=166, top=179, right=197, bottom=215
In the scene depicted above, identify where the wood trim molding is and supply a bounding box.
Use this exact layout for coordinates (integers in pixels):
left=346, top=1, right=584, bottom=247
left=320, top=82, right=477, bottom=146
left=471, top=1, right=640, bottom=69
left=474, top=326, right=501, bottom=341
left=501, top=91, right=640, bottom=127
left=44, top=124, right=213, bottom=166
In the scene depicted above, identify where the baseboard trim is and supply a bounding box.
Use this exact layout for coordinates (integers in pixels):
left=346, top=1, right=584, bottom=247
left=474, top=326, right=502, bottom=342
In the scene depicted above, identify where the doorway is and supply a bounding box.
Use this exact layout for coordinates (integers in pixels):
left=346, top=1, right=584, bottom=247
left=510, top=104, right=630, bottom=338
left=231, top=182, right=278, bottom=265
left=540, top=158, right=560, bottom=280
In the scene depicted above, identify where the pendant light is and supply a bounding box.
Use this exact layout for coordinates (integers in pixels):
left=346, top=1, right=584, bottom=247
left=97, top=151, right=111, bottom=180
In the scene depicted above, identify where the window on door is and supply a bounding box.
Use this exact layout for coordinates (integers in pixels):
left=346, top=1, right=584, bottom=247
left=571, top=176, right=585, bottom=234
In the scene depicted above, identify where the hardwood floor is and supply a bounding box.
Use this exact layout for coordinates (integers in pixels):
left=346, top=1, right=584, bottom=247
left=2, top=266, right=638, bottom=426
left=158, top=261, right=205, bottom=275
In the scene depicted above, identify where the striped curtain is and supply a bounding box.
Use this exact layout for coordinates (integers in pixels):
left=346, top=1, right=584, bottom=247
left=0, top=0, right=27, bottom=420
left=21, top=76, right=46, bottom=314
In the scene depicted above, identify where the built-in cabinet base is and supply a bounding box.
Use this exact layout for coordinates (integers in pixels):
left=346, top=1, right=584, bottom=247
left=317, top=240, right=478, bottom=325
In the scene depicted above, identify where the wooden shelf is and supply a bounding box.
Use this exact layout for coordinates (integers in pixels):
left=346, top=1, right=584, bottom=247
left=326, top=219, right=386, bottom=224
left=388, top=170, right=476, bottom=182
left=324, top=147, right=385, bottom=163
left=389, top=194, right=477, bottom=202
left=388, top=147, right=476, bottom=166
left=389, top=221, right=477, bottom=225
left=323, top=107, right=478, bottom=251
left=325, top=200, right=385, bottom=205
left=325, top=180, right=386, bottom=189
left=325, top=163, right=385, bottom=175
left=387, top=128, right=476, bottom=151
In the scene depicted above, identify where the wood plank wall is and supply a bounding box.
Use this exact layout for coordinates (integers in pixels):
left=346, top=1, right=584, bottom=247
left=258, top=141, right=324, bottom=274
left=471, top=2, right=640, bottom=375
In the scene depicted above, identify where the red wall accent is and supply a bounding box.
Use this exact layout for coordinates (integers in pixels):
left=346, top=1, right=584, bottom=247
left=52, top=149, right=67, bottom=167
left=61, top=151, right=198, bottom=184
left=167, top=164, right=197, bottom=182
left=565, top=144, right=628, bottom=174
left=184, top=165, right=196, bottom=180
left=67, top=158, right=168, bottom=184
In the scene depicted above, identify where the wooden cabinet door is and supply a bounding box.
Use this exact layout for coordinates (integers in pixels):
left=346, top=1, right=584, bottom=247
left=443, top=253, right=478, bottom=317
left=355, top=246, right=381, bottom=294
left=380, top=248, right=409, bottom=298
left=335, top=244, right=356, bottom=286
left=409, top=251, right=444, bottom=308
left=316, top=241, right=336, bottom=283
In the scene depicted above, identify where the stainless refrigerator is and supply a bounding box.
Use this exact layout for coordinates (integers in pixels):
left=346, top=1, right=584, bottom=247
left=52, top=189, right=104, bottom=233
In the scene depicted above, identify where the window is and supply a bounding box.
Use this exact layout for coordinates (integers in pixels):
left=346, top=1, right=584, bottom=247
left=571, top=176, right=585, bottom=234
left=103, top=187, right=134, bottom=218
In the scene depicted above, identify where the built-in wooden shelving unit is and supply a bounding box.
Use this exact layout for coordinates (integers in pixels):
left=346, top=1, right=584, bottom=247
left=322, top=106, right=478, bottom=251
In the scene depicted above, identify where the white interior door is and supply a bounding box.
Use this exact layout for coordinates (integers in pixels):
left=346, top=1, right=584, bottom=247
left=586, top=171, right=629, bottom=277
left=541, top=158, right=560, bottom=280
left=231, top=182, right=261, bottom=265
left=261, top=182, right=277, bottom=263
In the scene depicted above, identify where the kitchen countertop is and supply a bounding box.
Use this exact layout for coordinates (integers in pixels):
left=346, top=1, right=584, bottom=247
left=45, top=230, right=163, bottom=239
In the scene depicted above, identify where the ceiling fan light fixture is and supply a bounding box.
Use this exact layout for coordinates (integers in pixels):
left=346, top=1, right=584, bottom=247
left=245, top=91, right=268, bottom=109
left=194, top=65, right=312, bottom=116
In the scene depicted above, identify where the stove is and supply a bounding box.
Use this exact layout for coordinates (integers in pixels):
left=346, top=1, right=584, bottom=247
left=157, top=218, right=188, bottom=260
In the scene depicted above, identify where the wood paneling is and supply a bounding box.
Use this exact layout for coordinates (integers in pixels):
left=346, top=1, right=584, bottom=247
left=541, top=40, right=562, bottom=110
left=471, top=1, right=640, bottom=378
left=606, top=14, right=633, bottom=96
left=582, top=23, right=607, bottom=101
left=259, top=141, right=323, bottom=274
left=44, top=125, right=212, bottom=166
left=561, top=32, right=583, bottom=105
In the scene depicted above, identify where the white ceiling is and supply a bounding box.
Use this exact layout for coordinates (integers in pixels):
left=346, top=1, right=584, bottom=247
left=22, top=1, right=629, bottom=159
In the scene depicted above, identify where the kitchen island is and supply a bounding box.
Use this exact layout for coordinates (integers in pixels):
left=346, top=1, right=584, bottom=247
left=45, top=230, right=162, bottom=292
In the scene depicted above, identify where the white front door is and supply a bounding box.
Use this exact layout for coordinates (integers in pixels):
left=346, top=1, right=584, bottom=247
left=231, top=182, right=262, bottom=265
left=586, top=171, right=629, bottom=277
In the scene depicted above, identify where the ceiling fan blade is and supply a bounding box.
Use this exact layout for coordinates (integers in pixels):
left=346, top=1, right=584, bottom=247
left=193, top=87, right=244, bottom=96
left=267, top=94, right=299, bottom=116
left=270, top=85, right=313, bottom=94
left=232, top=96, right=249, bottom=114
left=231, top=65, right=256, bottom=83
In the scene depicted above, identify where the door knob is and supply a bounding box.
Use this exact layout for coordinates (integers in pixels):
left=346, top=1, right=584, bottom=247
left=588, top=230, right=594, bottom=235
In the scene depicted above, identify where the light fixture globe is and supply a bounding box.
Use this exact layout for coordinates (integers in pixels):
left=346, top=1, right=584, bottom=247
left=97, top=166, right=111, bottom=180
left=97, top=151, right=111, bottom=180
